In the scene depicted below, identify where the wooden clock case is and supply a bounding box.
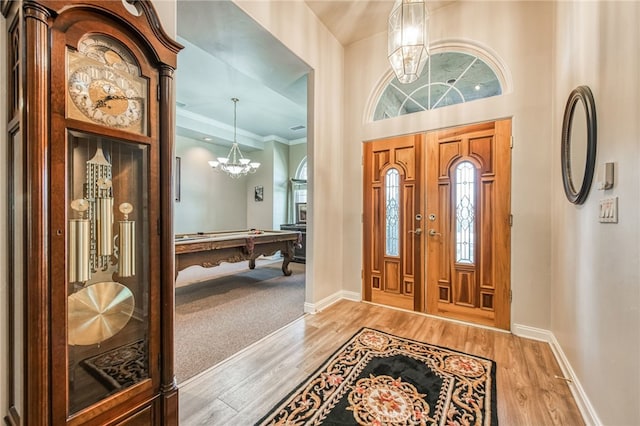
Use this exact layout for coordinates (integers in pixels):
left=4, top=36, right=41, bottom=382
left=2, top=1, right=182, bottom=424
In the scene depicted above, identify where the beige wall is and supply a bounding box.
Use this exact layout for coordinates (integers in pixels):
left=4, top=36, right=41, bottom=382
left=551, top=1, right=640, bottom=424
left=235, top=0, right=345, bottom=306
left=174, top=135, right=249, bottom=233
left=289, top=143, right=307, bottom=180
left=344, top=1, right=555, bottom=329
left=271, top=141, right=289, bottom=229
left=245, top=140, right=288, bottom=231
left=151, top=0, right=176, bottom=39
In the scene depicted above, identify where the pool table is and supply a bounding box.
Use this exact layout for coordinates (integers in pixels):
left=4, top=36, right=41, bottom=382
left=175, top=229, right=301, bottom=276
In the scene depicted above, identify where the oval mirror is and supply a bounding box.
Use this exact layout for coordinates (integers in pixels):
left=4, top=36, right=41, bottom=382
left=561, top=86, right=597, bottom=204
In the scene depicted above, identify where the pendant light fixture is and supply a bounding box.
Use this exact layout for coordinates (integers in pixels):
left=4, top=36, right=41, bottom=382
left=208, top=98, right=260, bottom=178
left=388, top=0, right=430, bottom=84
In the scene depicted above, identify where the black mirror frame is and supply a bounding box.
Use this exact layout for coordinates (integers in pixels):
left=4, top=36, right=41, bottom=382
left=561, top=85, right=597, bottom=205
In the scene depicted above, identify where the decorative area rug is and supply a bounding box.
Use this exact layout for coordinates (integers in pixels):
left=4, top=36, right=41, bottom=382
left=81, top=339, right=148, bottom=390
left=257, top=328, right=498, bottom=425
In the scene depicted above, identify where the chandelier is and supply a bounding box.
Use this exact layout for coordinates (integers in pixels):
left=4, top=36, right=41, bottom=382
left=388, top=0, right=429, bottom=84
left=208, top=98, right=260, bottom=178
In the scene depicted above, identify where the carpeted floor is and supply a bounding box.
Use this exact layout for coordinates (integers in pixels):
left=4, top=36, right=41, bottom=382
left=175, top=259, right=305, bottom=383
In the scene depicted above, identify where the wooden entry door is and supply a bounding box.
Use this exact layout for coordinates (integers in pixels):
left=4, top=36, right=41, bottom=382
left=363, top=134, right=424, bottom=311
left=426, top=120, right=511, bottom=329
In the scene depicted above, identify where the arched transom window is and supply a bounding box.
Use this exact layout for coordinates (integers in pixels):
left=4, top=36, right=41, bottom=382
left=374, top=51, right=503, bottom=121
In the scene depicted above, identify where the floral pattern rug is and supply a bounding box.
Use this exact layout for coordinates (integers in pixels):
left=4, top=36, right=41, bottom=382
left=257, top=328, right=497, bottom=425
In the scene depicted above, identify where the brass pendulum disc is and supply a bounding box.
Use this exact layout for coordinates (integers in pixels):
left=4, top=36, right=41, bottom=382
left=68, top=281, right=135, bottom=346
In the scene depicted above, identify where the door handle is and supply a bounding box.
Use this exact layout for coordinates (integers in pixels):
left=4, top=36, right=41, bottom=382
left=429, top=229, right=441, bottom=236
left=408, top=228, right=422, bottom=236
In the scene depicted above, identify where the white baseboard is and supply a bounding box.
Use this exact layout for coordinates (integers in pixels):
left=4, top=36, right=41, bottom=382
left=304, top=290, right=361, bottom=314
left=512, top=324, right=601, bottom=426
left=511, top=323, right=553, bottom=342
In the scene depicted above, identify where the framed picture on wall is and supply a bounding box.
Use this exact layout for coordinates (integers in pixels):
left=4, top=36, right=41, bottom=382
left=296, top=202, right=307, bottom=223
left=255, top=185, right=264, bottom=202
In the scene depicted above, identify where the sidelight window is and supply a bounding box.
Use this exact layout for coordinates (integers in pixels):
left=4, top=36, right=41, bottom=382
left=385, top=168, right=400, bottom=256
left=455, top=161, right=476, bottom=264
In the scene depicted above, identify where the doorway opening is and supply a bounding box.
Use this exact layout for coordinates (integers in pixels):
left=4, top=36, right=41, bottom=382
left=174, top=1, right=312, bottom=383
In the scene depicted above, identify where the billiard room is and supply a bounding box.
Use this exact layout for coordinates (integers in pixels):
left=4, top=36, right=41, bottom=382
left=171, top=14, right=310, bottom=379
left=173, top=132, right=308, bottom=381
left=168, top=0, right=314, bottom=383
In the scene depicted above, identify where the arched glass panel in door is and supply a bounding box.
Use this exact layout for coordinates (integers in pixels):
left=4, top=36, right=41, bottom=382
left=455, top=161, right=476, bottom=264
left=385, top=168, right=400, bottom=256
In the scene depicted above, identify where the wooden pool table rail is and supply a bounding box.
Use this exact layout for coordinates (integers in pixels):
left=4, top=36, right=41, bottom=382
left=175, top=230, right=301, bottom=276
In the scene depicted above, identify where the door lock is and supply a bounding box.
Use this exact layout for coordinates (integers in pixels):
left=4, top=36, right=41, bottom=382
left=408, top=228, right=422, bottom=236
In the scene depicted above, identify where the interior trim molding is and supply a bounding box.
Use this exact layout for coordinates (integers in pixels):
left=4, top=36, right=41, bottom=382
left=512, top=324, right=601, bottom=426
left=304, top=291, right=361, bottom=314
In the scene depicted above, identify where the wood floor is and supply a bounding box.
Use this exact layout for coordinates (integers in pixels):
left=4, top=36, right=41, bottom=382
left=179, top=299, right=584, bottom=425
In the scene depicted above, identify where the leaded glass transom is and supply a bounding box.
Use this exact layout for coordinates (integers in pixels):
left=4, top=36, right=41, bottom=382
left=385, top=168, right=400, bottom=257
left=455, top=161, right=475, bottom=264
left=374, top=51, right=502, bottom=121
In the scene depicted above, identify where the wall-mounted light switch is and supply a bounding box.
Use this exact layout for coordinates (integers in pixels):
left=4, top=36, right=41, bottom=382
left=599, top=197, right=618, bottom=223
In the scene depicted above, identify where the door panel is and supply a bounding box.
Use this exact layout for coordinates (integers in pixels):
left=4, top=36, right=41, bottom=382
left=426, top=120, right=511, bottom=329
left=363, top=135, right=424, bottom=311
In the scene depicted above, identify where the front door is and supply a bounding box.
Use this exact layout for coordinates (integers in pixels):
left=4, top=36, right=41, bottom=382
left=363, top=134, right=424, bottom=311
left=362, top=120, right=511, bottom=329
left=426, top=120, right=511, bottom=329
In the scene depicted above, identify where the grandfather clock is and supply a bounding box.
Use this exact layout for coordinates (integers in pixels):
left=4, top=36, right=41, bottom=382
left=2, top=1, right=182, bottom=424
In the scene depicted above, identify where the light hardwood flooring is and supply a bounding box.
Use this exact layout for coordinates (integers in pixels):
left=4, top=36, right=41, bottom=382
left=179, top=299, right=584, bottom=425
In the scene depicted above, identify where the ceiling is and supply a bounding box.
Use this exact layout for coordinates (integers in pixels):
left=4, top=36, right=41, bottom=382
left=175, top=0, right=454, bottom=150
left=176, top=0, right=311, bottom=150
left=304, top=0, right=396, bottom=46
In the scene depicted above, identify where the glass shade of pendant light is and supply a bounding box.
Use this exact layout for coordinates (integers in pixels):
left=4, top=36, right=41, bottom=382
left=388, top=0, right=429, bottom=84
left=208, top=98, right=260, bottom=178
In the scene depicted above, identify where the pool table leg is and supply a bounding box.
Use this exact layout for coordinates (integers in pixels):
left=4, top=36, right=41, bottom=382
left=281, top=253, right=293, bottom=276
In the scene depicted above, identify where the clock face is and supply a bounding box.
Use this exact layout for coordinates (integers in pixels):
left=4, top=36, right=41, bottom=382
left=67, top=35, right=148, bottom=134
left=68, top=66, right=143, bottom=129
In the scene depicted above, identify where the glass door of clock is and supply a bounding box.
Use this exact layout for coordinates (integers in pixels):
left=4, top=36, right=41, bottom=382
left=66, top=131, right=151, bottom=414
